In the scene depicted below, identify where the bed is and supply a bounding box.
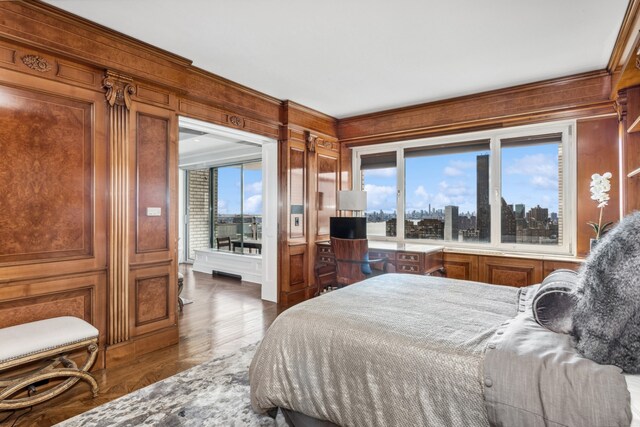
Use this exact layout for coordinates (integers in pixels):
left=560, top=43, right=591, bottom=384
left=250, top=273, right=634, bottom=427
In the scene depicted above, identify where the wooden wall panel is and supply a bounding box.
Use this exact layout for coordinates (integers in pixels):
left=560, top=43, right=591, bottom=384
left=289, top=145, right=306, bottom=239
left=339, top=71, right=614, bottom=145
left=0, top=85, right=93, bottom=263
left=135, top=275, right=169, bottom=326
left=443, top=253, right=479, bottom=281
left=576, top=117, right=620, bottom=257
left=136, top=113, right=169, bottom=253
left=620, top=86, right=640, bottom=214
left=315, top=152, right=338, bottom=237
left=478, top=256, right=543, bottom=287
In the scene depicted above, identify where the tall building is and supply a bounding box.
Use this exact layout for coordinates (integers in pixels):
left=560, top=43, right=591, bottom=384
left=515, top=204, right=525, bottom=218
left=444, top=205, right=459, bottom=241
left=476, top=154, right=490, bottom=242
left=528, top=205, right=549, bottom=222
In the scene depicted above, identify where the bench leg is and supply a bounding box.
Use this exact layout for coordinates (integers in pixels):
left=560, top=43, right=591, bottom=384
left=0, top=341, right=99, bottom=410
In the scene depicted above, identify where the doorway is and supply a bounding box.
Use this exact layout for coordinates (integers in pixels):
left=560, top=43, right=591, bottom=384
left=178, top=117, right=278, bottom=302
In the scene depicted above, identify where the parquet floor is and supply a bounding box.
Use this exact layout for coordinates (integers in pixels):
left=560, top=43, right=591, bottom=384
left=1, top=265, right=279, bottom=426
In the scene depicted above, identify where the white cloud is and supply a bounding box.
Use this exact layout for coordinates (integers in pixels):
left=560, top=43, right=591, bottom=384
left=364, top=183, right=396, bottom=212
left=217, top=199, right=228, bottom=214
left=444, top=166, right=463, bottom=176
left=365, top=168, right=395, bottom=178
left=415, top=185, right=429, bottom=198
left=450, top=160, right=476, bottom=169
left=505, top=154, right=557, bottom=178
left=530, top=175, right=557, bottom=190
left=244, top=195, right=262, bottom=214
left=245, top=181, right=262, bottom=194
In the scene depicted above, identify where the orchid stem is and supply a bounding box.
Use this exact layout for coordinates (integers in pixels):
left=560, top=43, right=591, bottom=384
left=597, top=207, right=603, bottom=239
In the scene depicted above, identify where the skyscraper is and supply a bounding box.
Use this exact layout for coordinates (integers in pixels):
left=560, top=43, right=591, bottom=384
left=444, top=205, right=459, bottom=241
left=476, top=154, right=490, bottom=242
left=515, top=204, right=525, bottom=219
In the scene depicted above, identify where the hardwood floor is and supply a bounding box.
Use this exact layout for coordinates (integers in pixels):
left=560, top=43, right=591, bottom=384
left=1, top=265, right=279, bottom=426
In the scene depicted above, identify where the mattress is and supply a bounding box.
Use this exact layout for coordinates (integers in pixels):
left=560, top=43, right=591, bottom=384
left=627, top=375, right=640, bottom=427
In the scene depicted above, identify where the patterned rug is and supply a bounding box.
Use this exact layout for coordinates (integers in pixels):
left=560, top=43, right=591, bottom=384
left=57, top=343, right=286, bottom=427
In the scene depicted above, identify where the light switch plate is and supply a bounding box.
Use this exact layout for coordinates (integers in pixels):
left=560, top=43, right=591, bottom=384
left=147, top=207, right=161, bottom=217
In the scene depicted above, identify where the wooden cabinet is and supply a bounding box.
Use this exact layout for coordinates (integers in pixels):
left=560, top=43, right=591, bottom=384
left=316, top=242, right=444, bottom=278
left=443, top=253, right=479, bottom=281
left=478, top=256, right=543, bottom=287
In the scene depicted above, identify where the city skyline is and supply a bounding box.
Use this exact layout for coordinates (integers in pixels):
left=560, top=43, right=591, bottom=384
left=363, top=143, right=560, bottom=215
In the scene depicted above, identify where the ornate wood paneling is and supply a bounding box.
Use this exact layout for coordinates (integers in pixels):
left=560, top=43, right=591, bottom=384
left=0, top=288, right=91, bottom=329
left=135, top=275, right=169, bottom=326
left=136, top=113, right=169, bottom=253
left=104, top=71, right=134, bottom=346
left=339, top=71, right=614, bottom=145
left=288, top=145, right=306, bottom=239
left=478, top=256, right=543, bottom=287
left=0, top=85, right=93, bottom=264
left=619, top=86, right=640, bottom=214
left=576, top=117, right=620, bottom=257
left=443, top=253, right=479, bottom=281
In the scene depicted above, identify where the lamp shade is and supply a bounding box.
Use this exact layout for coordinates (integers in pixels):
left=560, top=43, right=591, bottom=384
left=337, top=190, right=367, bottom=211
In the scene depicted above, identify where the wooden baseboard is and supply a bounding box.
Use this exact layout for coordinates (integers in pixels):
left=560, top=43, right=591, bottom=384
left=105, top=326, right=179, bottom=368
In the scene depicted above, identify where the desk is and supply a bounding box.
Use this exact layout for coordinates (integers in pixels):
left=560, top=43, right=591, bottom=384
left=231, top=239, right=262, bottom=254
left=316, top=241, right=445, bottom=276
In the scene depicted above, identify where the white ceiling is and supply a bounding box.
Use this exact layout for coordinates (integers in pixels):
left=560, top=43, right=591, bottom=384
left=47, top=0, right=629, bottom=118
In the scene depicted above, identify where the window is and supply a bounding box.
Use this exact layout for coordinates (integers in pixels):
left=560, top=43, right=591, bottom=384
left=361, top=152, right=397, bottom=237
left=352, top=122, right=574, bottom=255
left=404, top=141, right=491, bottom=243
left=211, top=161, right=262, bottom=252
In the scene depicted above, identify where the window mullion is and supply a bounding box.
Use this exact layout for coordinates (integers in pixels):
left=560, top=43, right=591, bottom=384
left=396, top=149, right=405, bottom=241
left=490, top=137, right=502, bottom=248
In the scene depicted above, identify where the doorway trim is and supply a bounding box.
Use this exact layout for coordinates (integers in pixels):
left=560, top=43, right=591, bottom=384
left=178, top=117, right=278, bottom=302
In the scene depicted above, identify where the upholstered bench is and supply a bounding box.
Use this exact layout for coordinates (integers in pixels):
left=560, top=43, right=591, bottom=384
left=0, top=316, right=99, bottom=410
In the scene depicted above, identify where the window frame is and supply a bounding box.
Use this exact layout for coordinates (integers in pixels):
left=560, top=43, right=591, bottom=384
left=352, top=120, right=576, bottom=256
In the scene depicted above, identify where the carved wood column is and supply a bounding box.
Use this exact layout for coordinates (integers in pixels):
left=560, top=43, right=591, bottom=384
left=104, top=71, right=135, bottom=345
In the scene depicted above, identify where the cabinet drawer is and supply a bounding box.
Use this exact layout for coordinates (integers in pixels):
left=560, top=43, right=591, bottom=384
left=397, top=263, right=421, bottom=274
left=319, top=256, right=335, bottom=264
left=397, top=252, right=420, bottom=263
left=369, top=251, right=395, bottom=261
left=318, top=246, right=333, bottom=255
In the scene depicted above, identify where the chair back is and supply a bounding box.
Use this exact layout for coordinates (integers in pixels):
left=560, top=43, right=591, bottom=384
left=216, top=237, right=231, bottom=250
left=330, top=237, right=368, bottom=285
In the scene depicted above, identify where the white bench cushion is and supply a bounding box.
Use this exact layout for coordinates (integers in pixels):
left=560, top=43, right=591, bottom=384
left=0, top=316, right=99, bottom=364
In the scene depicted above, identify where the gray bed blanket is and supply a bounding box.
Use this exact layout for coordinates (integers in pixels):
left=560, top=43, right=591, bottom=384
left=484, top=286, right=632, bottom=427
left=250, top=273, right=519, bottom=426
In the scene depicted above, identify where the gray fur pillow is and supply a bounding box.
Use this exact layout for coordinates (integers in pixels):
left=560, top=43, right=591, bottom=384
left=532, top=269, right=578, bottom=334
left=572, top=211, right=640, bottom=374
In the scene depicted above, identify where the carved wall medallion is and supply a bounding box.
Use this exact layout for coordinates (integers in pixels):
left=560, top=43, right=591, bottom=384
left=306, top=132, right=317, bottom=152
left=636, top=55, right=640, bottom=71
left=228, top=115, right=244, bottom=127
left=103, top=71, right=135, bottom=110
left=21, top=55, right=52, bottom=72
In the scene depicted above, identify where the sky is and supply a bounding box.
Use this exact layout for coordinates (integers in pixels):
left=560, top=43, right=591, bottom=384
left=216, top=164, right=262, bottom=216
left=364, top=143, right=560, bottom=216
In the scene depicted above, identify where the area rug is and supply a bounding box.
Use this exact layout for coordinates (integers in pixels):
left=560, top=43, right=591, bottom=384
left=56, top=343, right=286, bottom=427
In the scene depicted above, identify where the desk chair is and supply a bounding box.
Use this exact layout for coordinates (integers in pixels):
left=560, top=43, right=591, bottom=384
left=216, top=237, right=231, bottom=251
left=330, top=237, right=395, bottom=286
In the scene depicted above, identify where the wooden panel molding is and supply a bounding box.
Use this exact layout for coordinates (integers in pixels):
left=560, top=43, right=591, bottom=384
left=136, top=113, right=169, bottom=253
left=0, top=288, right=92, bottom=329
left=478, top=256, right=543, bottom=287
left=135, top=275, right=169, bottom=326
left=105, top=70, right=134, bottom=346
left=0, top=85, right=93, bottom=264
left=339, top=71, right=614, bottom=145
left=576, top=117, right=620, bottom=257
left=443, top=253, right=479, bottom=282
